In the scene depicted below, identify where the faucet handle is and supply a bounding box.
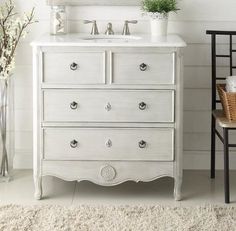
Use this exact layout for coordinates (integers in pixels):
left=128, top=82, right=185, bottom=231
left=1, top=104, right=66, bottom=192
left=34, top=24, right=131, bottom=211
left=125, top=20, right=138, bottom=24
left=84, top=20, right=93, bottom=24
left=84, top=20, right=99, bottom=35
left=122, top=20, right=138, bottom=35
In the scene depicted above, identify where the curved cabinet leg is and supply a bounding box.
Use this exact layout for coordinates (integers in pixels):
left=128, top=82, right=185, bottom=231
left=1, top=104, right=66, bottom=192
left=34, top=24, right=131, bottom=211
left=34, top=175, right=42, bottom=200
left=174, top=177, right=182, bottom=201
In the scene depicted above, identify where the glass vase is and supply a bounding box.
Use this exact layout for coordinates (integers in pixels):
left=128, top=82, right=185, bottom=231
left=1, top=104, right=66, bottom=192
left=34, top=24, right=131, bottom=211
left=0, top=76, right=14, bottom=182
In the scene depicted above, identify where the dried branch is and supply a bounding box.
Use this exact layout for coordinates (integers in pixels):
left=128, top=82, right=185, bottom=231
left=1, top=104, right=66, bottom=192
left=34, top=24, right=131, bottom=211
left=0, top=0, right=37, bottom=79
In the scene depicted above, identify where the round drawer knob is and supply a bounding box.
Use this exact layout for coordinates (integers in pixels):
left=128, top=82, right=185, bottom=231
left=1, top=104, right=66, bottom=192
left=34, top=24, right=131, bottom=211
left=100, top=165, right=116, bottom=181
left=70, top=140, right=78, bottom=148
left=70, top=62, right=78, bottom=71
left=139, top=140, right=147, bottom=149
left=70, top=101, right=78, bottom=110
left=139, top=102, right=147, bottom=110
left=105, top=102, right=112, bottom=111
left=139, top=63, right=147, bottom=71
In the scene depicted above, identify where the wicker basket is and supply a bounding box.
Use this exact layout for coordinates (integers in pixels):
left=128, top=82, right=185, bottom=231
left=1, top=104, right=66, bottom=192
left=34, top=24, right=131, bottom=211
left=217, top=84, right=236, bottom=121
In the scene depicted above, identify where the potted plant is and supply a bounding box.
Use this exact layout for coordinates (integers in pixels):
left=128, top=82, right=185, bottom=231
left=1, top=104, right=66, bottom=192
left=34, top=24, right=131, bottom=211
left=0, top=0, right=36, bottom=181
left=142, top=0, right=179, bottom=36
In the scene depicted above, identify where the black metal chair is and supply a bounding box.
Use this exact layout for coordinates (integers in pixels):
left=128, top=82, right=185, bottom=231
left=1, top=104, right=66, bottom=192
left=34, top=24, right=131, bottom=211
left=207, top=30, right=236, bottom=203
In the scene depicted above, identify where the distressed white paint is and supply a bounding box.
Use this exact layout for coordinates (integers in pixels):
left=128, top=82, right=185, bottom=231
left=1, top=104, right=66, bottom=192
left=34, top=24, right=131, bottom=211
left=32, top=35, right=185, bottom=199
left=13, top=0, right=236, bottom=170
left=43, top=89, right=175, bottom=123
left=43, top=128, right=174, bottom=161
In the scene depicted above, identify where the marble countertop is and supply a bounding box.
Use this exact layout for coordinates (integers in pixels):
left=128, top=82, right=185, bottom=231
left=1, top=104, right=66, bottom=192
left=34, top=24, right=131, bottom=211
left=31, top=33, right=187, bottom=47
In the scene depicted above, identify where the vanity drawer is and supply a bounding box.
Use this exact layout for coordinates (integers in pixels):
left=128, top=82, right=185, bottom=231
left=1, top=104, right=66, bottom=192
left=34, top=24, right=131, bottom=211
left=43, top=89, right=174, bottom=123
left=112, top=52, right=175, bottom=85
left=43, top=128, right=174, bottom=161
left=43, top=52, right=105, bottom=84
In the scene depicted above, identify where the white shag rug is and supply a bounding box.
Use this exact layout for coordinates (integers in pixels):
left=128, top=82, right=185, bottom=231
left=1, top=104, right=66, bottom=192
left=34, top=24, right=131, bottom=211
left=1, top=205, right=236, bottom=231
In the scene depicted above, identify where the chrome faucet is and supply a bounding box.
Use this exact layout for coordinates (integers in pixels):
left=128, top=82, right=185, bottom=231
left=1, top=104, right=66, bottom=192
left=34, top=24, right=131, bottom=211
left=122, top=20, right=138, bottom=35
left=84, top=20, right=99, bottom=35
left=105, top=22, right=114, bottom=35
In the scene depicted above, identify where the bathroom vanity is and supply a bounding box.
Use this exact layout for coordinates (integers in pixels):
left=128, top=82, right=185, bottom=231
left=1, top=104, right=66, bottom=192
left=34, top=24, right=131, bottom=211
left=32, top=34, right=186, bottom=200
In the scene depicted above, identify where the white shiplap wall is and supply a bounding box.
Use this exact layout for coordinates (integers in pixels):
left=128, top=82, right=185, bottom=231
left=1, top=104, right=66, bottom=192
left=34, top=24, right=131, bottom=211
left=13, top=0, right=236, bottom=169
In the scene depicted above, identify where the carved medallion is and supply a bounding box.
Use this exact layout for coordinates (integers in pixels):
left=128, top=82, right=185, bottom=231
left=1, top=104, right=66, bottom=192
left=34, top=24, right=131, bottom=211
left=100, top=165, right=116, bottom=181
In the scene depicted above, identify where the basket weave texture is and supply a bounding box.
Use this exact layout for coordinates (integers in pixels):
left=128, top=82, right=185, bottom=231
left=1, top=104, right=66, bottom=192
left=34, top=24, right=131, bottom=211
left=217, top=84, right=236, bottom=121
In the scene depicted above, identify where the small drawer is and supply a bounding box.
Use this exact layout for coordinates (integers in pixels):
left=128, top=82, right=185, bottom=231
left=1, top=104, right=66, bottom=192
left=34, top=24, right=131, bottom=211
left=112, top=52, right=175, bottom=85
left=43, top=52, right=105, bottom=84
left=43, top=89, right=174, bottom=123
left=43, top=128, right=174, bottom=161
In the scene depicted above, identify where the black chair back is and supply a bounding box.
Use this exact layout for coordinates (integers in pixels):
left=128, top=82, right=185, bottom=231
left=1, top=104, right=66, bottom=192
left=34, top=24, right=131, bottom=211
left=206, top=30, right=236, bottom=111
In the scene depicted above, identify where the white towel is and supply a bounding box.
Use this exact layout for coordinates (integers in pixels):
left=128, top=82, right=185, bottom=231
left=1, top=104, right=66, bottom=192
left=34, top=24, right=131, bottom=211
left=226, top=76, right=236, bottom=92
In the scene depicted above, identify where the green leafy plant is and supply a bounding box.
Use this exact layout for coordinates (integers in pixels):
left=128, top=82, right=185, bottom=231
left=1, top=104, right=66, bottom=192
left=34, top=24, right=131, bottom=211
left=142, top=0, right=179, bottom=13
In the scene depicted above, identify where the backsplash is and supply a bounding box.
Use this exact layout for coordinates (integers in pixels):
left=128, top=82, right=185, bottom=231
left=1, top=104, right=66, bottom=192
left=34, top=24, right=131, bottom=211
left=14, top=0, right=236, bottom=169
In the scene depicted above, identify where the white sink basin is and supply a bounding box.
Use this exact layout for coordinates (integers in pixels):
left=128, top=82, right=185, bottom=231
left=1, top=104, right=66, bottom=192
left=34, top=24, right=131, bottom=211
left=79, top=35, right=142, bottom=42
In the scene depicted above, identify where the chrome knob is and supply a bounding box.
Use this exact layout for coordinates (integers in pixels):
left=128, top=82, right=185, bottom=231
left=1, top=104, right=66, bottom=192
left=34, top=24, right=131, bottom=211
left=140, top=63, right=147, bottom=71
left=70, top=140, right=78, bottom=148
left=70, top=101, right=78, bottom=110
left=70, top=62, right=78, bottom=71
left=106, top=139, right=112, bottom=148
left=105, top=102, right=112, bottom=111
left=139, top=140, right=147, bottom=149
left=139, top=102, right=147, bottom=110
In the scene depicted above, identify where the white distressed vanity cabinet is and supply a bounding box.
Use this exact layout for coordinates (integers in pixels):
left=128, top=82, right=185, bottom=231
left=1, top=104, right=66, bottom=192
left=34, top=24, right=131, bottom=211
left=32, top=34, right=186, bottom=200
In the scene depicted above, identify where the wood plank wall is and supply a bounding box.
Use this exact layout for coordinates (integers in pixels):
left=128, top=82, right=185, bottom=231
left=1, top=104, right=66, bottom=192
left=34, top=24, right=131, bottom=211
left=14, top=0, right=236, bottom=169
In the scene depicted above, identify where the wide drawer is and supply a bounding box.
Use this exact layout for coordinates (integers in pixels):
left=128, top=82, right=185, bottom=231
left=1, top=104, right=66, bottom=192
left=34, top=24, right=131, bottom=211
left=43, top=128, right=174, bottom=161
left=112, top=52, right=175, bottom=85
left=43, top=90, right=174, bottom=123
left=43, top=52, right=105, bottom=84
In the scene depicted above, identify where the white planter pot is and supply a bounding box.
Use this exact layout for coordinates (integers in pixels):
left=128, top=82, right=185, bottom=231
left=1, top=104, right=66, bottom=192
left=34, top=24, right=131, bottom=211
left=150, top=18, right=168, bottom=36
left=148, top=13, right=168, bottom=36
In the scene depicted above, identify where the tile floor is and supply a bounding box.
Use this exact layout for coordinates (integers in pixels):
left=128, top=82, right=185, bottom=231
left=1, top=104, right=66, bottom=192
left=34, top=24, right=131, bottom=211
left=0, top=170, right=235, bottom=206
